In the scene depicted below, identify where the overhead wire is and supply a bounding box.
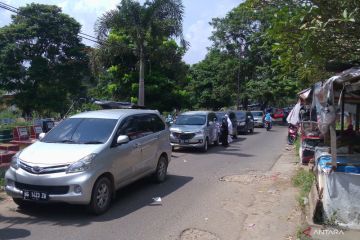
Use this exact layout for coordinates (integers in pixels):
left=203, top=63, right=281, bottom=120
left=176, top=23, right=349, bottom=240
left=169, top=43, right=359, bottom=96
left=0, top=1, right=119, bottom=47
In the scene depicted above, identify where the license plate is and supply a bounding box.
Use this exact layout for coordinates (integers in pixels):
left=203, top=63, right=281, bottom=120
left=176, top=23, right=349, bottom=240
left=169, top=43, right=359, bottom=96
left=23, top=190, right=48, bottom=201
left=179, top=140, right=189, bottom=144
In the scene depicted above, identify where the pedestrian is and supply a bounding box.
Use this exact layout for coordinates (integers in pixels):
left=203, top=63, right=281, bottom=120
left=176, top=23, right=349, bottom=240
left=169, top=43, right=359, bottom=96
left=225, top=114, right=233, bottom=143
left=220, top=117, right=229, bottom=146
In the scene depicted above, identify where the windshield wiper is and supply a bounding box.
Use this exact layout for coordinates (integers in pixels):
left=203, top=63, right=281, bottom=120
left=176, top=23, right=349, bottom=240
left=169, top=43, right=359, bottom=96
left=59, top=139, right=76, bottom=144
left=82, top=141, right=104, bottom=144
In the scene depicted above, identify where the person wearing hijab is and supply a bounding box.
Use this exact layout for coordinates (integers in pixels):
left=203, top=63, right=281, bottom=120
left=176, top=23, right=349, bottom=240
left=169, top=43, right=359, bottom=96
left=220, top=117, right=229, bottom=146
left=225, top=114, right=233, bottom=143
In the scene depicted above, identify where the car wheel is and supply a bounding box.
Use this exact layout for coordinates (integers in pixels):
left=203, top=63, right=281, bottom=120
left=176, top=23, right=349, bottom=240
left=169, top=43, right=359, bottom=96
left=89, top=177, right=112, bottom=215
left=154, top=155, right=168, bottom=183
left=12, top=198, right=34, bottom=208
left=202, top=138, right=209, bottom=152
left=214, top=134, right=220, bottom=146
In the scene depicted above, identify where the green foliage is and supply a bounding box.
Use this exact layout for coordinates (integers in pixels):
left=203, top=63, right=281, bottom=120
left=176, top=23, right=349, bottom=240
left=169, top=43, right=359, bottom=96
left=94, top=0, right=187, bottom=107
left=0, top=3, right=90, bottom=116
left=292, top=168, right=315, bottom=207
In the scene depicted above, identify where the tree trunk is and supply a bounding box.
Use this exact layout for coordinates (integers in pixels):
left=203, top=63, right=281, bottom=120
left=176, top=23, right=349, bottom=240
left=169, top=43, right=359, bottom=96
left=138, top=47, right=145, bottom=106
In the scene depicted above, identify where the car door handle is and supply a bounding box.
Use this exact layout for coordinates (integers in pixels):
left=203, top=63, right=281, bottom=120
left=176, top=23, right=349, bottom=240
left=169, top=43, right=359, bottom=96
left=133, top=143, right=141, bottom=148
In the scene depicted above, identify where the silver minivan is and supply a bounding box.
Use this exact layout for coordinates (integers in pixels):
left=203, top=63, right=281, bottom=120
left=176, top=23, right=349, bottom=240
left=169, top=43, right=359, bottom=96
left=169, top=111, right=220, bottom=152
left=5, top=109, right=171, bottom=214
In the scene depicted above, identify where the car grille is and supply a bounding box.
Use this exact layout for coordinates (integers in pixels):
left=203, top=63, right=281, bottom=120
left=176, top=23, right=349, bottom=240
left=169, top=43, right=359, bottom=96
left=20, top=161, right=69, bottom=174
left=173, top=132, right=196, bottom=140
left=15, top=182, right=69, bottom=195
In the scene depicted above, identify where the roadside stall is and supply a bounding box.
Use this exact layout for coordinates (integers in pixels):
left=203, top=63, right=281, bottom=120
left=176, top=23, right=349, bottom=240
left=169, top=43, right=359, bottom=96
left=287, top=88, right=323, bottom=164
left=313, top=67, right=360, bottom=229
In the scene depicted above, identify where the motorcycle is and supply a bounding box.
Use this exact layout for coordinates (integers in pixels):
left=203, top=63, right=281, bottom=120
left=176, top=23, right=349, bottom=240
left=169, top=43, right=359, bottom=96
left=287, top=124, right=298, bottom=145
left=265, top=120, right=271, bottom=131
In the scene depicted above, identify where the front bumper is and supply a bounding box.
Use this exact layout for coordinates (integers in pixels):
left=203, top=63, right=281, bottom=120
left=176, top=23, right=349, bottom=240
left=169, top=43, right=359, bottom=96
left=170, top=134, right=205, bottom=148
left=5, top=166, right=96, bottom=204
left=237, top=125, right=247, bottom=132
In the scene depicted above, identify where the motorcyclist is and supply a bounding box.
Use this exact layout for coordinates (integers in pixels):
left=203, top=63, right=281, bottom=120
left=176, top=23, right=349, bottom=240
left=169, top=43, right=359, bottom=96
left=264, top=111, right=272, bottom=128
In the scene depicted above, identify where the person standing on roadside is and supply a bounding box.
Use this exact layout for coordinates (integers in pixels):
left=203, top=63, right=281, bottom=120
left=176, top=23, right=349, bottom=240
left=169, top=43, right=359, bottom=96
left=220, top=117, right=229, bottom=146
left=225, top=114, right=233, bottom=143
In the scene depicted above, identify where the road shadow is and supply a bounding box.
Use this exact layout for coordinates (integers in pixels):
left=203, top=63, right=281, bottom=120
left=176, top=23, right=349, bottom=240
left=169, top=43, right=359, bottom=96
left=173, top=137, right=247, bottom=155
left=0, top=174, right=192, bottom=227
left=0, top=227, right=31, bottom=240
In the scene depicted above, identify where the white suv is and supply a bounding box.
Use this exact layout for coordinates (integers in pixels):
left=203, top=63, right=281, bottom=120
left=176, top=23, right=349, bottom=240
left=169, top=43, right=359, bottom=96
left=5, top=109, right=171, bottom=215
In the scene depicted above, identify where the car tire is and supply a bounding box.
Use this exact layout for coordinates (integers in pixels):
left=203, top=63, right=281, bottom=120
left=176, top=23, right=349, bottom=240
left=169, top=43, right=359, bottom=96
left=201, top=138, right=209, bottom=152
left=154, top=155, right=168, bottom=183
left=89, top=177, right=112, bottom=215
left=12, top=198, right=34, bottom=208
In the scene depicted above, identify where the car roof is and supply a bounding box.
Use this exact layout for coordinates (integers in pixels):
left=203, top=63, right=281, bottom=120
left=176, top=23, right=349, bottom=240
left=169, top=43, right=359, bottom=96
left=180, top=111, right=211, bottom=115
left=70, top=109, right=159, bottom=120
left=251, top=111, right=263, bottom=113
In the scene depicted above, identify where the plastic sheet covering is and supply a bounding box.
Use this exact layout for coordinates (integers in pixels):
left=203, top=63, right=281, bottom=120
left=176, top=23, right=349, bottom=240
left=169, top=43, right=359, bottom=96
left=317, top=155, right=360, bottom=229
left=313, top=82, right=337, bottom=134
left=286, top=100, right=301, bottom=125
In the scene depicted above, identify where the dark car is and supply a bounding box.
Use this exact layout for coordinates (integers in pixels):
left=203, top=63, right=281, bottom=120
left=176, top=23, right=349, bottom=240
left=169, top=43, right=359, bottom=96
left=215, top=111, right=238, bottom=138
left=235, top=111, right=254, bottom=134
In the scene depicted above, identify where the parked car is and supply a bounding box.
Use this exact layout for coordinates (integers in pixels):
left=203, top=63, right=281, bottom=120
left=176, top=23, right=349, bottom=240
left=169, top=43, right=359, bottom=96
left=272, top=108, right=285, bottom=120
left=215, top=111, right=238, bottom=138
left=251, top=111, right=264, bottom=127
left=235, top=111, right=254, bottom=134
left=5, top=109, right=171, bottom=215
left=169, top=111, right=219, bottom=152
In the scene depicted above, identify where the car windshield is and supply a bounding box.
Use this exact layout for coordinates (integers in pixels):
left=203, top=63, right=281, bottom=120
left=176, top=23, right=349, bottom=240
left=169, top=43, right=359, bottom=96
left=42, top=118, right=117, bottom=144
left=251, top=112, right=263, bottom=117
left=175, top=115, right=206, bottom=125
left=235, top=112, right=246, bottom=120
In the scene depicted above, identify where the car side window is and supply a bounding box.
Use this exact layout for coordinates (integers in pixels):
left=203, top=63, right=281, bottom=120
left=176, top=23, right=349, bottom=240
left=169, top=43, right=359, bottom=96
left=152, top=114, right=165, bottom=132
left=117, top=116, right=142, bottom=141
left=137, top=114, right=155, bottom=137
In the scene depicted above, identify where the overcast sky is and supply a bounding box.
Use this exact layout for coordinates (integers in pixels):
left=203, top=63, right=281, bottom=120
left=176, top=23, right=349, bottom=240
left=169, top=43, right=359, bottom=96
left=0, top=0, right=241, bottom=64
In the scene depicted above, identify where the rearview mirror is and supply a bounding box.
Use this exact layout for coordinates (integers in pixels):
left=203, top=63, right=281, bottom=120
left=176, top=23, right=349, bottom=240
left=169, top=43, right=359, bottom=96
left=39, top=132, right=45, bottom=140
left=117, top=135, right=130, bottom=145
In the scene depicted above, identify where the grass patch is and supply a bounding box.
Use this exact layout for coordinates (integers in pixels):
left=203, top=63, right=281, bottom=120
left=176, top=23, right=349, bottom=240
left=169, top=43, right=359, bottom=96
left=292, top=168, right=315, bottom=207
left=295, top=137, right=300, bottom=156
left=296, top=226, right=312, bottom=240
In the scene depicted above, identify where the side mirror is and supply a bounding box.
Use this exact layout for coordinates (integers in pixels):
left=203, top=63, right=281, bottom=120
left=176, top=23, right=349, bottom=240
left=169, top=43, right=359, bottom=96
left=209, top=121, right=214, bottom=126
left=117, top=135, right=130, bottom=145
left=39, top=132, right=45, bottom=140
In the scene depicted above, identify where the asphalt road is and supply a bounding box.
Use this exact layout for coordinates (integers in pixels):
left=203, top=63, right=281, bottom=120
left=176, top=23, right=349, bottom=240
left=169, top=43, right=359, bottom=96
left=0, top=125, right=287, bottom=240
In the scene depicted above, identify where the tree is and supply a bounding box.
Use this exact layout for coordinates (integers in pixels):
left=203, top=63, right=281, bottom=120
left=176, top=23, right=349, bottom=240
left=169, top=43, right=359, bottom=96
left=95, top=0, right=186, bottom=106
left=0, top=3, right=89, bottom=116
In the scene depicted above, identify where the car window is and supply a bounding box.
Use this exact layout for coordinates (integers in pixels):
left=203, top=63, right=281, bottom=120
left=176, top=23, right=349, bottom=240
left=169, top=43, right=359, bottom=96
left=42, top=118, right=117, bottom=144
left=152, top=114, right=165, bottom=132
left=175, top=115, right=206, bottom=125
left=235, top=111, right=246, bottom=120
left=118, top=115, right=154, bottom=141
left=251, top=111, right=263, bottom=117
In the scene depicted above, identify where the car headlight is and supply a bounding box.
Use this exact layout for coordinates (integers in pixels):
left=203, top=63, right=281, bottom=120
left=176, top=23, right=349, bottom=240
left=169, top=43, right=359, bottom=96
left=66, top=153, right=96, bottom=174
left=238, top=122, right=246, bottom=126
left=10, top=152, right=21, bottom=170
left=195, top=130, right=204, bottom=135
